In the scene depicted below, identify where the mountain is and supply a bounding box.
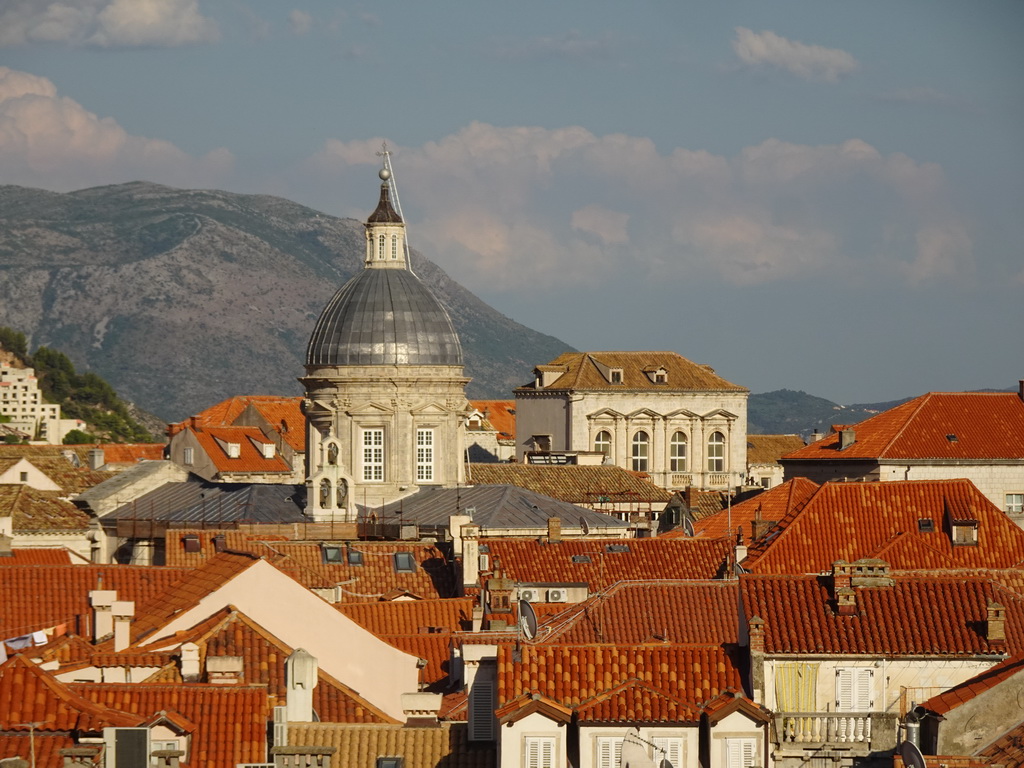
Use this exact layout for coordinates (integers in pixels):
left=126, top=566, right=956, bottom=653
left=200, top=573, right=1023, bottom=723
left=748, top=389, right=911, bottom=438
left=0, top=182, right=573, bottom=422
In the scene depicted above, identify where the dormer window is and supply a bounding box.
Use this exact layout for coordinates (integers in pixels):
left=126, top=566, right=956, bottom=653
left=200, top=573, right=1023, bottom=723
left=609, top=369, right=623, bottom=384
left=260, top=442, right=275, bottom=459
left=394, top=552, right=416, bottom=573
left=951, top=521, right=978, bottom=546
left=322, top=545, right=343, bottom=564
left=226, top=442, right=240, bottom=459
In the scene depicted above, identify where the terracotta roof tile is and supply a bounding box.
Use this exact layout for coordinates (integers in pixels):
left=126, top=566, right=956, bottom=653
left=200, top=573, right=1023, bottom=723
left=284, top=723, right=496, bottom=768
left=0, top=564, right=189, bottom=637
left=742, top=480, right=1024, bottom=574
left=0, top=547, right=73, bottom=565
left=481, top=537, right=731, bottom=589
left=519, top=352, right=746, bottom=393
left=338, top=598, right=474, bottom=636
left=746, top=435, right=805, bottom=465
left=741, top=571, right=1024, bottom=656
left=79, top=444, right=165, bottom=465
left=0, top=485, right=91, bottom=532
left=72, top=682, right=269, bottom=766
left=782, top=392, right=1024, bottom=461
left=172, top=395, right=305, bottom=452
left=468, top=400, right=516, bottom=440
left=977, top=719, right=1024, bottom=766
left=691, top=478, right=819, bottom=544
left=189, top=426, right=293, bottom=474
left=496, top=644, right=743, bottom=718
left=466, top=464, right=672, bottom=504
left=0, top=734, right=78, bottom=768
left=538, top=581, right=739, bottom=645
left=919, top=653, right=1024, bottom=715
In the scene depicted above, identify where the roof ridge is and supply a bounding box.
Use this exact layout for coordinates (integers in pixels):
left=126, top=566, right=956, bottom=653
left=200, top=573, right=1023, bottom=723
left=878, top=392, right=931, bottom=455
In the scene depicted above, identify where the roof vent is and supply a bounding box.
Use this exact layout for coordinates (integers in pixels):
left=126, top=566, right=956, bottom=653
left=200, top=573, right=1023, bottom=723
left=571, top=555, right=592, bottom=564
left=917, top=518, right=935, bottom=533
left=946, top=434, right=958, bottom=443
left=605, top=544, right=630, bottom=554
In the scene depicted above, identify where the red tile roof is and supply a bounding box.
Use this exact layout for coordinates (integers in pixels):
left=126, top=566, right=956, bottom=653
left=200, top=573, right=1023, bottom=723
left=538, top=580, right=739, bottom=645
left=0, top=655, right=141, bottom=732
left=977, top=720, right=1024, bottom=766
left=481, top=537, right=731, bottom=589
left=0, top=547, right=74, bottom=565
left=0, top=447, right=117, bottom=494
left=496, top=644, right=743, bottom=721
left=742, top=480, right=1024, bottom=574
left=520, top=352, right=747, bottom=392
left=782, top=392, right=1024, bottom=461
left=0, top=564, right=189, bottom=637
left=0, top=485, right=91, bottom=532
left=690, top=478, right=819, bottom=544
left=0, top=734, right=79, bottom=768
left=741, top=571, right=1024, bottom=656
left=80, top=444, right=165, bottom=464
left=466, top=464, right=672, bottom=504
left=162, top=528, right=288, bottom=568
left=72, top=682, right=269, bottom=767
left=338, top=598, right=474, bottom=636
left=919, top=654, right=1024, bottom=715
left=189, top=426, right=292, bottom=475
left=171, top=395, right=305, bottom=452
left=469, top=400, right=516, bottom=440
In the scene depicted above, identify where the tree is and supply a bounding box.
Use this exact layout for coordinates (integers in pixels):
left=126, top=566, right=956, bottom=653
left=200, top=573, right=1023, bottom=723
left=0, top=327, right=28, bottom=360
left=63, top=429, right=96, bottom=445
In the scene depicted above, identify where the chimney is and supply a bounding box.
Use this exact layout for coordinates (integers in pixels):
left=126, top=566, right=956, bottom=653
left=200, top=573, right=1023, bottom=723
left=285, top=648, right=318, bottom=723
left=0, top=534, right=12, bottom=557
left=838, top=428, right=856, bottom=450
left=987, top=600, right=1006, bottom=648
left=89, top=589, right=117, bottom=642
left=87, top=448, right=105, bottom=471
left=748, top=615, right=765, bottom=701
left=836, top=587, right=857, bottom=616
left=810, top=429, right=823, bottom=442
left=751, top=507, right=774, bottom=541
left=547, top=517, right=561, bottom=543
left=206, top=655, right=244, bottom=684
left=748, top=616, right=765, bottom=654
left=180, top=642, right=200, bottom=681
left=460, top=523, right=481, bottom=588
left=111, top=601, right=134, bottom=651
left=401, top=692, right=443, bottom=725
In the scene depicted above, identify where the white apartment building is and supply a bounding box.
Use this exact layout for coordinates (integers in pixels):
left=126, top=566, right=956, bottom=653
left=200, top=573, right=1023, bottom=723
left=0, top=362, right=76, bottom=444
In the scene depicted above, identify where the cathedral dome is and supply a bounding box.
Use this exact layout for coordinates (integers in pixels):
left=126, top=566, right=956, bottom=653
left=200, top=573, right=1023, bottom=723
left=305, top=266, right=463, bottom=367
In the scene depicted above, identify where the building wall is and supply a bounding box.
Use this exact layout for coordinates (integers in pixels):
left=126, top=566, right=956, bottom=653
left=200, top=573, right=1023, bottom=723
left=0, top=362, right=62, bottom=444
left=514, top=394, right=569, bottom=456
left=705, top=710, right=768, bottom=768
left=930, top=669, right=1024, bottom=755
left=0, top=458, right=61, bottom=490
left=878, top=462, right=1024, bottom=519
left=578, top=724, right=698, bottom=768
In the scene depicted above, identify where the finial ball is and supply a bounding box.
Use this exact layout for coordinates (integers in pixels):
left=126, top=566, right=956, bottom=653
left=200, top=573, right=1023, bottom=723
left=378, top=168, right=391, bottom=181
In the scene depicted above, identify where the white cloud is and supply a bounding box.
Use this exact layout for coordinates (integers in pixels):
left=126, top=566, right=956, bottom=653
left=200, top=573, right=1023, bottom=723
left=0, top=0, right=219, bottom=48
left=303, top=123, right=970, bottom=291
left=288, top=9, right=312, bottom=36
left=732, top=27, right=857, bottom=83
left=0, top=67, right=232, bottom=190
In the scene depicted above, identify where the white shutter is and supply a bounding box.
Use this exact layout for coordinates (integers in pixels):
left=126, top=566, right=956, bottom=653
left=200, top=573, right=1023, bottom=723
left=653, top=738, right=682, bottom=768
left=725, top=738, right=755, bottom=768
left=597, top=737, right=622, bottom=768
left=526, top=737, right=555, bottom=768
left=836, top=668, right=873, bottom=711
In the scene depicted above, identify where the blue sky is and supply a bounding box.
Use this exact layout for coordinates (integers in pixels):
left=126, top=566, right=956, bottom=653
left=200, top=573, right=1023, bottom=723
left=1, top=0, right=1021, bottom=403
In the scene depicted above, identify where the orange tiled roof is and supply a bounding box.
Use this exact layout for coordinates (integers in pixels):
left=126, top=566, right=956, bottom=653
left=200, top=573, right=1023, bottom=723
left=0, top=734, right=79, bottom=768
left=741, top=571, right=1024, bottom=656
left=189, top=426, right=292, bottom=475
left=691, top=478, right=819, bottom=544
left=519, top=352, right=747, bottom=392
left=0, top=447, right=117, bottom=493
left=162, top=528, right=286, bottom=568
left=82, top=443, right=165, bottom=464
left=746, top=434, right=805, bottom=465
left=538, top=580, right=739, bottom=645
left=977, top=720, right=1024, bottom=766
left=466, top=464, right=672, bottom=504
left=338, top=598, right=474, bottom=636
left=496, top=644, right=743, bottom=719
left=742, top=479, right=1024, bottom=574
left=172, top=395, right=305, bottom=452
left=0, top=485, right=91, bottom=532
left=0, top=564, right=190, bottom=637
left=72, top=682, right=269, bottom=766
left=782, top=392, right=1024, bottom=461
left=481, top=537, right=731, bottom=589
left=0, top=547, right=74, bottom=565
left=0, top=655, right=142, bottom=732
left=469, top=400, right=516, bottom=440
left=918, top=653, right=1024, bottom=715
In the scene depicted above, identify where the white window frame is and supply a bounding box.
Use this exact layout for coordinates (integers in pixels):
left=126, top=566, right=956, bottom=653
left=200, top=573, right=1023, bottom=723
left=724, top=738, right=756, bottom=768
left=416, top=428, right=435, bottom=482
left=525, top=736, right=556, bottom=768
left=596, top=736, right=622, bottom=768
left=653, top=737, right=683, bottom=768
left=1006, top=493, right=1024, bottom=514
left=594, top=430, right=612, bottom=458
left=669, top=431, right=687, bottom=472
left=707, top=431, right=725, bottom=472
left=631, top=430, right=649, bottom=472
left=362, top=428, right=384, bottom=482
left=836, top=667, right=874, bottom=711
left=182, top=447, right=194, bottom=466
left=378, top=234, right=385, bottom=259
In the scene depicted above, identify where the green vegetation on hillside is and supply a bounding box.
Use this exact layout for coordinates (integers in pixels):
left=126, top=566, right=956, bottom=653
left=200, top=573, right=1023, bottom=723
left=0, top=326, right=153, bottom=443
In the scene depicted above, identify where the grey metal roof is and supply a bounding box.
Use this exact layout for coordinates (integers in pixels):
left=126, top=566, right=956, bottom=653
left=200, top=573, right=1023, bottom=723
left=100, top=479, right=307, bottom=526
left=359, top=485, right=624, bottom=531
left=76, top=460, right=174, bottom=507
left=305, top=267, right=463, bottom=367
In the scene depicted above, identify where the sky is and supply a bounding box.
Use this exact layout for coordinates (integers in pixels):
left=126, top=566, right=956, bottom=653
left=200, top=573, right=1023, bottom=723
left=1, top=0, right=1022, bottom=404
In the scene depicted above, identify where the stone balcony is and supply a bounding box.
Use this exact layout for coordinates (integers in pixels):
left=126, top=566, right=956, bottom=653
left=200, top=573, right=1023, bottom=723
left=773, top=711, right=898, bottom=760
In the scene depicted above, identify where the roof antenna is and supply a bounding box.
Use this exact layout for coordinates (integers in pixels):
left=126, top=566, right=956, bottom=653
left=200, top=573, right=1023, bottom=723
left=376, top=141, right=415, bottom=275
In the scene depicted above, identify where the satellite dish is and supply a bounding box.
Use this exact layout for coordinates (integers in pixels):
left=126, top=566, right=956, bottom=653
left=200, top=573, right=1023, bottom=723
left=682, top=517, right=695, bottom=537
left=899, top=741, right=926, bottom=768
left=579, top=515, right=591, bottom=536
left=518, top=598, right=538, bottom=641
left=619, top=730, right=657, bottom=768
left=659, top=760, right=674, bottom=768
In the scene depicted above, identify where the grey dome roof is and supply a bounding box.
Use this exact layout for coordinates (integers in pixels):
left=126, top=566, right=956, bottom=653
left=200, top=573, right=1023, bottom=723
left=306, top=267, right=463, bottom=367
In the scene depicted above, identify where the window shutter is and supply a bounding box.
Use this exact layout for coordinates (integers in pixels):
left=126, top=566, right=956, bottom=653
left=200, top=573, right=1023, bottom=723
left=725, top=738, right=755, bottom=768
left=526, top=737, right=555, bottom=768
left=598, top=737, right=623, bottom=768
left=836, top=668, right=873, bottom=711
left=468, top=678, right=495, bottom=741
left=653, top=738, right=682, bottom=768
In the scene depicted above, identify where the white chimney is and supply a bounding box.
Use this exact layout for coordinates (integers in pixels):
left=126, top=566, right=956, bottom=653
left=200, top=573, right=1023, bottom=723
left=89, top=590, right=117, bottom=642
left=206, top=655, right=244, bottom=684
left=285, top=648, right=318, bottom=723
left=180, top=643, right=200, bottom=681
left=111, top=601, right=134, bottom=652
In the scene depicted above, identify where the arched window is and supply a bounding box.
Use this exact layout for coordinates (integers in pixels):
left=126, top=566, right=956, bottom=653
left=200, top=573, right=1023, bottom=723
left=631, top=431, right=649, bottom=472
left=378, top=234, right=385, bottom=259
left=327, top=443, right=339, bottom=466
left=670, top=431, right=687, bottom=472
left=391, top=234, right=399, bottom=259
left=707, top=431, right=725, bottom=472
left=594, top=430, right=612, bottom=458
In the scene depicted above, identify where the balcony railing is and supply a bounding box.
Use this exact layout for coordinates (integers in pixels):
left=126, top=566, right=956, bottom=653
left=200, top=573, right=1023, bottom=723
left=774, top=712, right=878, bottom=746
left=707, top=473, right=730, bottom=487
